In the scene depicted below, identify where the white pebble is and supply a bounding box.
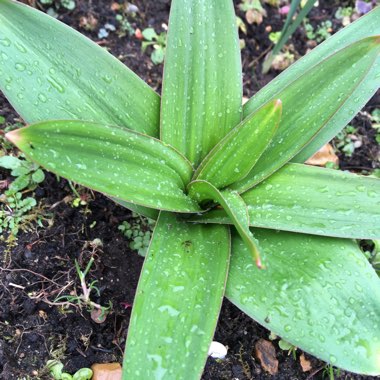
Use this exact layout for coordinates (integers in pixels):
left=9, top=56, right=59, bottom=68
left=208, top=341, right=228, bottom=359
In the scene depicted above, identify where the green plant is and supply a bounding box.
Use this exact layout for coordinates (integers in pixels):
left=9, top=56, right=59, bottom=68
left=371, top=108, right=380, bottom=143
left=141, top=27, right=167, bottom=65
left=0, top=155, right=45, bottom=193
left=334, top=124, right=361, bottom=157
left=0, top=154, right=45, bottom=236
left=335, top=6, right=354, bottom=26
left=269, top=332, right=297, bottom=358
left=118, top=213, right=155, bottom=257
left=1, top=1, right=380, bottom=378
left=304, top=19, right=333, bottom=43
left=55, top=257, right=112, bottom=322
left=47, top=360, right=92, bottom=380
left=322, top=364, right=341, bottom=380
left=39, top=0, right=75, bottom=11
left=116, top=13, right=135, bottom=37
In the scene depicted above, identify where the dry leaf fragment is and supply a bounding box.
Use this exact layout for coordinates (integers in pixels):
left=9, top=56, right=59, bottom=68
left=300, top=353, right=312, bottom=372
left=79, top=14, right=98, bottom=31
left=111, top=2, right=120, bottom=11
left=91, top=363, right=122, bottom=380
left=246, top=9, right=265, bottom=25
left=305, top=143, right=339, bottom=167
left=254, top=339, right=279, bottom=375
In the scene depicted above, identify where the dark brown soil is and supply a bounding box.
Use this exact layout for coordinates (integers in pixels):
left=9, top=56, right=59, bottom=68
left=1, top=1, right=379, bottom=379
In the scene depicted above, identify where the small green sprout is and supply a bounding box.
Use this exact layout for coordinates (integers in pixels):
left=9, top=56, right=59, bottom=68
left=47, top=360, right=92, bottom=380
left=322, top=364, right=341, bottom=380
left=304, top=19, right=333, bottom=43
left=269, top=31, right=281, bottom=44
left=0, top=154, right=45, bottom=236
left=141, top=27, right=166, bottom=65
left=371, top=108, right=380, bottom=143
left=55, top=257, right=112, bottom=322
left=118, top=213, right=155, bottom=257
left=116, top=14, right=135, bottom=37
left=269, top=332, right=297, bottom=359
left=334, top=125, right=361, bottom=157
left=39, top=0, right=76, bottom=11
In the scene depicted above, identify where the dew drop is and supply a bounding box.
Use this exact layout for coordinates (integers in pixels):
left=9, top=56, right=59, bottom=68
left=38, top=93, right=48, bottom=103
left=15, top=63, right=26, bottom=72
left=329, top=355, right=337, bottom=364
left=0, top=38, right=11, bottom=47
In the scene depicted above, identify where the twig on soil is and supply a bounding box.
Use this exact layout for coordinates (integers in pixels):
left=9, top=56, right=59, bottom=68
left=305, top=365, right=325, bottom=379
left=8, top=282, right=25, bottom=290
left=0, top=266, right=63, bottom=287
left=248, top=45, right=272, bottom=68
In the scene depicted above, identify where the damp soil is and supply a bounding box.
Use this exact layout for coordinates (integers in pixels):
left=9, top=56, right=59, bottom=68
left=0, top=1, right=379, bottom=379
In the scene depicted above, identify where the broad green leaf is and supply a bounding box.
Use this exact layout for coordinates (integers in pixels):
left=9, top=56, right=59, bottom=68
left=111, top=198, right=159, bottom=220
left=6, top=121, right=201, bottom=213
left=188, top=180, right=262, bottom=267
left=245, top=8, right=380, bottom=163
left=123, top=212, right=230, bottom=379
left=8, top=174, right=30, bottom=193
left=160, top=0, right=242, bottom=166
left=189, top=163, right=380, bottom=239
left=194, top=99, right=281, bottom=189
left=31, top=169, right=45, bottom=183
left=232, top=36, right=380, bottom=192
left=0, top=155, right=22, bottom=170
left=0, top=0, right=160, bottom=136
left=227, top=230, right=380, bottom=375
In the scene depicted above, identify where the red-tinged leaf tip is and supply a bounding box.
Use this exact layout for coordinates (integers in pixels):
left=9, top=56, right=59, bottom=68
left=274, top=99, right=282, bottom=109
left=5, top=129, right=22, bottom=145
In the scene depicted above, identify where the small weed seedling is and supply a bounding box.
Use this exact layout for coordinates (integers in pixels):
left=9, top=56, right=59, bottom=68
left=322, top=364, right=341, bottom=380
left=371, top=108, right=380, bottom=143
left=0, top=154, right=45, bottom=237
left=55, top=257, right=112, bottom=323
left=118, top=213, right=155, bottom=257
left=335, top=6, right=354, bottom=26
left=47, top=360, right=92, bottom=380
left=141, top=27, right=166, bottom=65
left=304, top=19, right=333, bottom=43
left=334, top=124, right=361, bottom=157
left=269, top=332, right=297, bottom=359
left=116, top=13, right=135, bottom=37
left=39, top=0, right=75, bottom=14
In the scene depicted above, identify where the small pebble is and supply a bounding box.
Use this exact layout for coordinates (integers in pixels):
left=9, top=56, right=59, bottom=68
left=208, top=341, right=228, bottom=359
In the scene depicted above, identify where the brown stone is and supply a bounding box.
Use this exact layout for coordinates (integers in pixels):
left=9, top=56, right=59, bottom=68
left=254, top=339, right=279, bottom=375
left=300, top=353, right=312, bottom=372
left=91, top=363, right=122, bottom=380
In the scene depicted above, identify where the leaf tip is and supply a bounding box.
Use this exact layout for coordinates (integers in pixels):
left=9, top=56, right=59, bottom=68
left=5, top=129, right=22, bottom=146
left=256, top=257, right=264, bottom=270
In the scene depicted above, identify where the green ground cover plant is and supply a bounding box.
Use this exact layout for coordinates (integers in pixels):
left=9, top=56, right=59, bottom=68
left=0, top=0, right=380, bottom=378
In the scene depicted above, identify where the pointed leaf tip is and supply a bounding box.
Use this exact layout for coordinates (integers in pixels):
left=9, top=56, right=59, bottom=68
left=274, top=99, right=282, bottom=109
left=5, top=129, right=22, bottom=145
